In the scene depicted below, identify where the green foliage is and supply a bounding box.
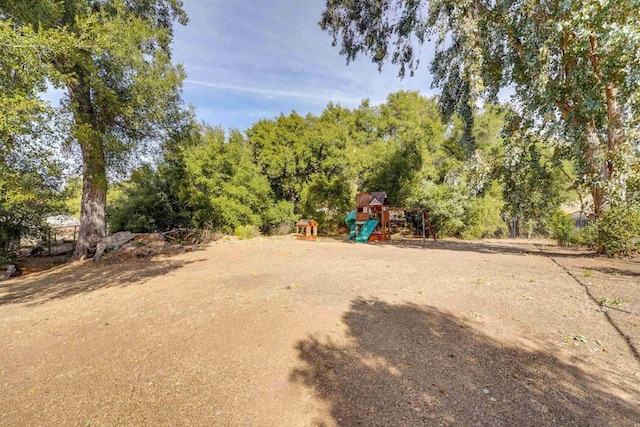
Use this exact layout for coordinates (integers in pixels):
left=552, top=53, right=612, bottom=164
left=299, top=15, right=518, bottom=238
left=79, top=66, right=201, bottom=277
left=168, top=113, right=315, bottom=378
left=179, top=126, right=283, bottom=233
left=414, top=182, right=465, bottom=237
left=262, top=201, right=296, bottom=235
left=0, top=153, right=64, bottom=258
left=596, top=296, right=624, bottom=307
left=550, top=211, right=575, bottom=247
left=596, top=205, right=640, bottom=257
left=502, top=114, right=576, bottom=225
left=1, top=0, right=189, bottom=258
left=408, top=105, right=507, bottom=239
left=62, top=178, right=83, bottom=218
left=320, top=0, right=640, bottom=254
left=573, top=224, right=598, bottom=249
left=234, top=225, right=259, bottom=240
left=247, top=106, right=354, bottom=231
left=107, top=165, right=186, bottom=233
left=108, top=123, right=297, bottom=235
left=461, top=183, right=507, bottom=239
left=109, top=92, right=516, bottom=242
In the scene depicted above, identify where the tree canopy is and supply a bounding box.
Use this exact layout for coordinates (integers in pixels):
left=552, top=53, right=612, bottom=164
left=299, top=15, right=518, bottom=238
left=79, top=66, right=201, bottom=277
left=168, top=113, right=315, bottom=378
left=320, top=0, right=640, bottom=250
left=109, top=92, right=539, bottom=241
left=0, top=0, right=188, bottom=259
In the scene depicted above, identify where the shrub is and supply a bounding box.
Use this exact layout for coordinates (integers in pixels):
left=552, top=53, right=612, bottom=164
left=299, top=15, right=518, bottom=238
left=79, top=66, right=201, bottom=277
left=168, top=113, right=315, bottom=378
left=550, top=211, right=575, bottom=246
left=596, top=205, right=640, bottom=256
left=261, top=200, right=296, bottom=235
left=461, top=184, right=508, bottom=239
left=572, top=223, right=598, bottom=248
left=108, top=166, right=187, bottom=233
left=234, top=225, right=259, bottom=240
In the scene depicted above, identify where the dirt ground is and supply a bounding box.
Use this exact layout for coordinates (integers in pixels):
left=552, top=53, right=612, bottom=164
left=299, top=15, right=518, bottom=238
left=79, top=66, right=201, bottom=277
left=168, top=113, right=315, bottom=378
left=1, top=236, right=638, bottom=426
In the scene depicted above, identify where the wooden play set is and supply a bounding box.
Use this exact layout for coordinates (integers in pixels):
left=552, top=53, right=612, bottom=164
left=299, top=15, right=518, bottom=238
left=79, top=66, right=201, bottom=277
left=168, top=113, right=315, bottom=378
left=354, top=192, right=390, bottom=242
left=346, top=192, right=436, bottom=244
left=295, top=219, right=318, bottom=241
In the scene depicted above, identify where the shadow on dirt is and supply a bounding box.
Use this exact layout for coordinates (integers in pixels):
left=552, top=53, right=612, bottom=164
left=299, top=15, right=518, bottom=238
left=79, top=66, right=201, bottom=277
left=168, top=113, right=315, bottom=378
left=323, top=236, right=595, bottom=258
left=544, top=257, right=640, bottom=365
left=291, top=299, right=639, bottom=426
left=589, top=266, right=640, bottom=278
left=0, top=257, right=207, bottom=306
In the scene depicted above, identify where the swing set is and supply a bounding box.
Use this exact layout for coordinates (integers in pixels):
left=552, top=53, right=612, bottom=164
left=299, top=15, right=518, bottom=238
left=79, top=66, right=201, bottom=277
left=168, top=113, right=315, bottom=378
left=346, top=192, right=436, bottom=245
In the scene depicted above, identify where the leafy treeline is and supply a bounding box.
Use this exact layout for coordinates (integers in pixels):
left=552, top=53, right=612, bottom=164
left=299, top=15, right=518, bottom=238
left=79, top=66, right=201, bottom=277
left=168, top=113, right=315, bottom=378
left=320, top=0, right=640, bottom=254
left=2, top=0, right=639, bottom=259
left=108, top=91, right=574, bottom=239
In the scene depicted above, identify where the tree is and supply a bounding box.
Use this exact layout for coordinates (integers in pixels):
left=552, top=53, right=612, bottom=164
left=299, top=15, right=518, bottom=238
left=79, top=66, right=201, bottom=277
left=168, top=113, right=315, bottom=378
left=107, top=164, right=187, bottom=233
left=0, top=7, right=87, bottom=146
left=359, top=91, right=444, bottom=206
left=107, top=120, right=300, bottom=235
left=502, top=113, right=576, bottom=234
left=0, top=141, right=65, bottom=261
left=321, top=0, right=640, bottom=250
left=408, top=104, right=508, bottom=238
left=179, top=126, right=277, bottom=232
left=0, top=13, right=82, bottom=261
left=247, top=109, right=354, bottom=229
left=1, top=0, right=188, bottom=259
left=247, top=112, right=312, bottom=204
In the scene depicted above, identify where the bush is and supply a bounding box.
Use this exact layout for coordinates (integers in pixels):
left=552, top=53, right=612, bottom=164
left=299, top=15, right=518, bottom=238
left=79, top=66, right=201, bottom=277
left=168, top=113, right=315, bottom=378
left=569, top=223, right=597, bottom=248
left=461, top=184, right=508, bottom=239
left=597, top=205, right=640, bottom=256
left=108, top=166, right=187, bottom=233
left=261, top=200, right=296, bottom=235
left=234, top=225, right=259, bottom=240
left=1, top=170, right=63, bottom=258
left=550, top=211, right=575, bottom=246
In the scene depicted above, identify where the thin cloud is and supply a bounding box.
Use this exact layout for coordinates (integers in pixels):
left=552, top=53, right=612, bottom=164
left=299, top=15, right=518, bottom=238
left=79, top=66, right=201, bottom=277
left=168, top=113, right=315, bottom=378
left=184, top=79, right=365, bottom=106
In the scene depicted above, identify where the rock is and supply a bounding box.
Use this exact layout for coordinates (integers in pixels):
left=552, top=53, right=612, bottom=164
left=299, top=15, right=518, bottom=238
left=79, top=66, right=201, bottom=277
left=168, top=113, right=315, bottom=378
left=94, top=231, right=136, bottom=262
left=1, top=265, right=17, bottom=281
left=134, top=233, right=167, bottom=247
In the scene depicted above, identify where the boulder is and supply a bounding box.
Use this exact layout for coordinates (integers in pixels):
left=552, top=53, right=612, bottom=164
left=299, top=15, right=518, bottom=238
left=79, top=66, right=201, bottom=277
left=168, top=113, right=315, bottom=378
left=94, top=231, right=136, bottom=262
left=1, top=265, right=17, bottom=281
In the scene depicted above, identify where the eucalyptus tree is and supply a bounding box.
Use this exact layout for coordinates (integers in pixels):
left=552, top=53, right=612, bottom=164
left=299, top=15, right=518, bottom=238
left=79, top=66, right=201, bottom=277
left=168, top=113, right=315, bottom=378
left=0, top=0, right=188, bottom=259
left=321, top=0, right=640, bottom=248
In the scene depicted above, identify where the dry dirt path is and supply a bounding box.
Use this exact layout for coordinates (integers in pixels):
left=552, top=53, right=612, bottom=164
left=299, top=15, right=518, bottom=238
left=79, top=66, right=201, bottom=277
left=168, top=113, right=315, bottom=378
left=1, top=237, right=639, bottom=426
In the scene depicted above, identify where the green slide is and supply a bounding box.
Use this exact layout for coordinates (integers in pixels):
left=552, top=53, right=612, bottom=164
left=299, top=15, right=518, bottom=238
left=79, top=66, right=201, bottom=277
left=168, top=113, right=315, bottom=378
left=345, top=210, right=357, bottom=240
left=355, top=220, right=378, bottom=243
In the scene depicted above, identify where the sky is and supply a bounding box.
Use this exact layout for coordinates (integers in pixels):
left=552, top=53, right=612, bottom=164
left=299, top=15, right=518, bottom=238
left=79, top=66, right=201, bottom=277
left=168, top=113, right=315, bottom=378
left=171, top=0, right=436, bottom=131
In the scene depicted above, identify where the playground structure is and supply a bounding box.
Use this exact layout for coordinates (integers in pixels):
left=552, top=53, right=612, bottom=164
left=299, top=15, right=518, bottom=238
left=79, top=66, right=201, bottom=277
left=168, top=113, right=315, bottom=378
left=345, top=192, right=436, bottom=244
left=349, top=192, right=390, bottom=242
left=295, top=219, right=318, bottom=241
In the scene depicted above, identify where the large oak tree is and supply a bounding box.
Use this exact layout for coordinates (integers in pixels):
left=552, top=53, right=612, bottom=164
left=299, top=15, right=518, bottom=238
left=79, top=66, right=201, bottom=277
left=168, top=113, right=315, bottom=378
left=0, top=0, right=187, bottom=259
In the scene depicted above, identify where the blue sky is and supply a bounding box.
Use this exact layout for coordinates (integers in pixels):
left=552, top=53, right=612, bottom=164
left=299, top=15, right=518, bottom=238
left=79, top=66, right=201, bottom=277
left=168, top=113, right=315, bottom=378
left=172, top=0, right=436, bottom=131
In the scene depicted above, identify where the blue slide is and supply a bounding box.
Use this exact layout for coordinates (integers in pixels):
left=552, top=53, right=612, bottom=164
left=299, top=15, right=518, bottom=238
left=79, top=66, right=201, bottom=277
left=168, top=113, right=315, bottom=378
left=355, top=220, right=378, bottom=243
left=345, top=210, right=357, bottom=240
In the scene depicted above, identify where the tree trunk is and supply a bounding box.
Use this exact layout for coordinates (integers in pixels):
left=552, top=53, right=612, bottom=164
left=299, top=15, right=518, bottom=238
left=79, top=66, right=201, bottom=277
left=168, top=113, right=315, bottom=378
left=72, top=142, right=107, bottom=260
left=585, top=123, right=608, bottom=217
left=69, top=72, right=108, bottom=260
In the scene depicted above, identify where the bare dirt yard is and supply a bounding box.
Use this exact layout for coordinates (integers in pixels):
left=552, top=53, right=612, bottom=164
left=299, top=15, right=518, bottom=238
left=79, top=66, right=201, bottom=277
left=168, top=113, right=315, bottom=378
left=1, top=237, right=639, bottom=426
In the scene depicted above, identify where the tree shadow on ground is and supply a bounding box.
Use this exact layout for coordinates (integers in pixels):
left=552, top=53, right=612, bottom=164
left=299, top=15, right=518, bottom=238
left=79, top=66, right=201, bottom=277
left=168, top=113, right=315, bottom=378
left=291, top=299, right=640, bottom=426
left=324, top=236, right=594, bottom=259
left=588, top=266, right=640, bottom=278
left=0, top=256, right=207, bottom=306
left=544, top=257, right=640, bottom=364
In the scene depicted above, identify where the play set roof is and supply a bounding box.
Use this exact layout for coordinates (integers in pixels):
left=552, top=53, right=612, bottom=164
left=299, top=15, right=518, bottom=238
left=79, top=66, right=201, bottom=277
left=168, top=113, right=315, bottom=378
left=295, top=219, right=318, bottom=227
left=356, top=192, right=388, bottom=208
